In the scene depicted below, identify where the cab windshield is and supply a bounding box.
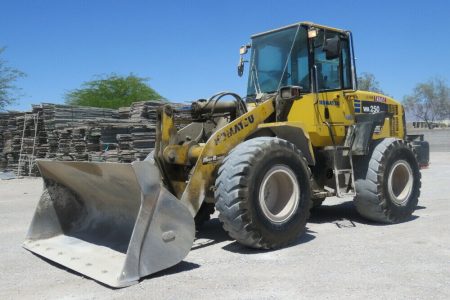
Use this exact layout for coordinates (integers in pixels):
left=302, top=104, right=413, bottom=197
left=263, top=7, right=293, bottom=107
left=247, top=25, right=310, bottom=96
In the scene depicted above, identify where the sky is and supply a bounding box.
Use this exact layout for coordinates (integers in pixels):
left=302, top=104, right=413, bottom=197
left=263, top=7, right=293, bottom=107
left=1, top=0, right=450, bottom=111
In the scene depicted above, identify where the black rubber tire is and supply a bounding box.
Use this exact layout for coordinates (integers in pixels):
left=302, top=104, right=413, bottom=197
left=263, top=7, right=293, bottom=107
left=215, top=137, right=311, bottom=249
left=353, top=138, right=421, bottom=223
left=194, top=202, right=215, bottom=228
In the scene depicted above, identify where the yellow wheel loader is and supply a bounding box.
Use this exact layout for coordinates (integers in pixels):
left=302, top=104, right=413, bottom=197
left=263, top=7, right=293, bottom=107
left=23, top=22, right=429, bottom=287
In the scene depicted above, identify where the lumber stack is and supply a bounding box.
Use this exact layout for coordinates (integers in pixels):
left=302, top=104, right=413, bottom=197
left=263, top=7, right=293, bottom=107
left=0, top=112, right=13, bottom=170
left=41, top=103, right=119, bottom=130
left=0, top=100, right=193, bottom=176
left=0, top=108, right=44, bottom=176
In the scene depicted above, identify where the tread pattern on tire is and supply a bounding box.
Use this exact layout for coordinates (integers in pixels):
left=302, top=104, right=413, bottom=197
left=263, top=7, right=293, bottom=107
left=215, top=137, right=311, bottom=249
left=353, top=138, right=421, bottom=223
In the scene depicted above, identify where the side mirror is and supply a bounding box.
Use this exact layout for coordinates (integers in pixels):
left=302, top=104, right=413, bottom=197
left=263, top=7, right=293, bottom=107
left=323, top=36, right=341, bottom=60
left=240, top=45, right=250, bottom=55
left=237, top=44, right=251, bottom=77
left=238, top=57, right=245, bottom=77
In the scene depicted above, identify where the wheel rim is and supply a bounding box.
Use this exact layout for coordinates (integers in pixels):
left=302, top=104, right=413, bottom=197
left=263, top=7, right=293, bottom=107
left=387, top=160, right=414, bottom=206
left=258, top=165, right=300, bottom=223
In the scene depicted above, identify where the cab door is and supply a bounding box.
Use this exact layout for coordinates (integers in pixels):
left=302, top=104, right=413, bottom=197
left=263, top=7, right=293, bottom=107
left=310, top=28, right=354, bottom=145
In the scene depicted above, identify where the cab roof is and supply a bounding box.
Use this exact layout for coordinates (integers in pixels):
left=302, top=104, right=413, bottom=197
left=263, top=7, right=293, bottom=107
left=251, top=21, right=349, bottom=38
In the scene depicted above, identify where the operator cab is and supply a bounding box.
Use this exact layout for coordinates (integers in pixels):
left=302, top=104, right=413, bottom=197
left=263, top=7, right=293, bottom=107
left=239, top=22, right=357, bottom=100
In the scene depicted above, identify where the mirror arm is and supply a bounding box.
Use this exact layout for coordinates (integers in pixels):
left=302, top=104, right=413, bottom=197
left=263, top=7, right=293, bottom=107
left=237, top=44, right=251, bottom=77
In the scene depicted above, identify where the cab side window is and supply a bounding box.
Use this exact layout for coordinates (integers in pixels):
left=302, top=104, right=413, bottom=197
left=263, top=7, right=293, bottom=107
left=313, top=30, right=352, bottom=91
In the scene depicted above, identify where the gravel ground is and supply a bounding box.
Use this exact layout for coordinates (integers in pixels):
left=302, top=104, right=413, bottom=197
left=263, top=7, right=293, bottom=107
left=0, top=152, right=449, bottom=300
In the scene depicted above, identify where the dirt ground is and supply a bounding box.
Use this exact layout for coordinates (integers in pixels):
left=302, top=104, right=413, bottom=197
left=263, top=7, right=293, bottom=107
left=0, top=152, right=449, bottom=299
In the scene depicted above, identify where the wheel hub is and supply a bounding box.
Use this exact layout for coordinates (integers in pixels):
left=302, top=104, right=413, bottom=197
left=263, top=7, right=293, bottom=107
left=258, top=165, right=300, bottom=223
left=387, top=160, right=414, bottom=206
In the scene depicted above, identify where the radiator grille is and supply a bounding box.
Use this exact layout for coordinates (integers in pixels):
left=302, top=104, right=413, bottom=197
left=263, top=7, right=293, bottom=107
left=388, top=104, right=399, bottom=135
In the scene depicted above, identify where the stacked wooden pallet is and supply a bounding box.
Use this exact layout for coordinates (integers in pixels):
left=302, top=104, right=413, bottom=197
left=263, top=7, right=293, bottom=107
left=0, top=112, right=13, bottom=170
left=0, top=113, right=10, bottom=155
left=0, top=100, right=193, bottom=176
left=129, top=100, right=161, bottom=120
left=41, top=103, right=119, bottom=130
left=0, top=109, right=44, bottom=176
left=118, top=107, right=130, bottom=119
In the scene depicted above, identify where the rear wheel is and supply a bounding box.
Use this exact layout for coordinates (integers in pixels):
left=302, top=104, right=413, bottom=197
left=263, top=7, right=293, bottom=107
left=215, top=137, right=311, bottom=249
left=353, top=138, right=421, bottom=223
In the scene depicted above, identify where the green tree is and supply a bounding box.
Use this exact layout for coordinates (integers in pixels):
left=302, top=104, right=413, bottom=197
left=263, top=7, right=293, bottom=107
left=0, top=47, right=25, bottom=110
left=357, top=72, right=384, bottom=94
left=403, top=77, right=450, bottom=129
left=65, top=74, right=163, bottom=108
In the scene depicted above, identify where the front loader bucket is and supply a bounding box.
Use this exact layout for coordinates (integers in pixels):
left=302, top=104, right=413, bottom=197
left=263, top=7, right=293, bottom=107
left=23, top=160, right=195, bottom=288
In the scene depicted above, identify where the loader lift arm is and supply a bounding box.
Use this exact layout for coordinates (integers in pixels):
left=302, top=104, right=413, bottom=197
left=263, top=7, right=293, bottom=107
left=155, top=98, right=276, bottom=215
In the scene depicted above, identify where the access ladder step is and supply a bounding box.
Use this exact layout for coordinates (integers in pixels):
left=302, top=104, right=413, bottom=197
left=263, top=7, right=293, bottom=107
left=338, top=189, right=356, bottom=197
left=335, top=169, right=352, bottom=174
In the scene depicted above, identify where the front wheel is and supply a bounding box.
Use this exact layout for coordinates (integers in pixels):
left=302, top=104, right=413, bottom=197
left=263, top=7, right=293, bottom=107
left=215, top=137, right=311, bottom=249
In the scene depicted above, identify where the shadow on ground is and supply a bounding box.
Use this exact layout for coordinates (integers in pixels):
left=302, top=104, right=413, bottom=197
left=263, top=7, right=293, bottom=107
left=309, top=200, right=421, bottom=226
left=222, top=230, right=316, bottom=254
left=192, top=200, right=422, bottom=254
left=192, top=216, right=316, bottom=254
left=144, top=261, right=200, bottom=281
left=192, top=218, right=231, bottom=251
